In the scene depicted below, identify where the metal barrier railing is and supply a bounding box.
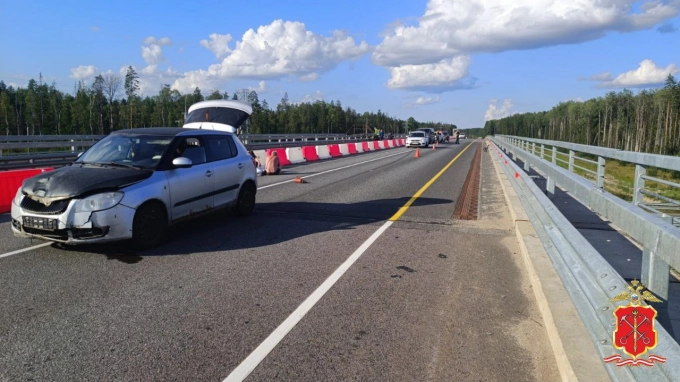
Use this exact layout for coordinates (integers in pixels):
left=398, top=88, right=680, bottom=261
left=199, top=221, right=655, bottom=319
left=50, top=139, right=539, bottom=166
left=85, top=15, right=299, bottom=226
left=0, top=133, right=402, bottom=171
left=505, top=136, right=680, bottom=227
left=489, top=136, right=680, bottom=381
left=496, top=135, right=680, bottom=302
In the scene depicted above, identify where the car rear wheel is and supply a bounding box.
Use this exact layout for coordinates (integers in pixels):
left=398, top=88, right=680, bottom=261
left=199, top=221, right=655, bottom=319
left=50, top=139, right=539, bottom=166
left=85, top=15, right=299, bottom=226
left=131, top=202, right=167, bottom=249
left=233, top=181, right=256, bottom=217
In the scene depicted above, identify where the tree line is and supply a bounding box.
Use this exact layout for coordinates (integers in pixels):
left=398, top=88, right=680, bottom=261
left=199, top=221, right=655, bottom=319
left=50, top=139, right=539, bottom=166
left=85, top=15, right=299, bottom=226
left=484, top=75, right=680, bottom=156
left=0, top=67, right=458, bottom=137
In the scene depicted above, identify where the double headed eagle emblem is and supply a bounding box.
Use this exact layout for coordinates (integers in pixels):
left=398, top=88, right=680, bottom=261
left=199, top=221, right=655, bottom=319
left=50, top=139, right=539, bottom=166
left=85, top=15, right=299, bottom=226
left=610, top=279, right=662, bottom=306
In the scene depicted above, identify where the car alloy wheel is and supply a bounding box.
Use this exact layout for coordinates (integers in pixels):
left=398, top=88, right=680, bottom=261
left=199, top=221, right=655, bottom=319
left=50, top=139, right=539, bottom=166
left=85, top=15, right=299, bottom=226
left=234, top=181, right=256, bottom=217
left=132, top=202, right=167, bottom=249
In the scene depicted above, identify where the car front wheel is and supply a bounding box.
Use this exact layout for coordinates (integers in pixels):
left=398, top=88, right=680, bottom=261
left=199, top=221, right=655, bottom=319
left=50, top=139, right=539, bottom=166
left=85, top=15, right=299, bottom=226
left=131, top=202, right=167, bottom=249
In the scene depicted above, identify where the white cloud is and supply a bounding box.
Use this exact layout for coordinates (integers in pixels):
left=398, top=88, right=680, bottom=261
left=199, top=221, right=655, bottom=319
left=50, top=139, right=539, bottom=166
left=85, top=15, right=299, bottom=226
left=143, top=36, right=172, bottom=46
left=298, top=91, right=325, bottom=104
left=485, top=99, right=515, bottom=121
left=593, top=59, right=679, bottom=88
left=200, top=33, right=233, bottom=58
left=415, top=96, right=440, bottom=105
left=172, top=20, right=370, bottom=93
left=581, top=72, right=613, bottom=81
left=386, top=56, right=474, bottom=91
left=248, top=80, right=267, bottom=92
left=142, top=36, right=173, bottom=66
left=69, top=65, right=99, bottom=80
left=299, top=72, right=319, bottom=82
left=373, top=0, right=680, bottom=67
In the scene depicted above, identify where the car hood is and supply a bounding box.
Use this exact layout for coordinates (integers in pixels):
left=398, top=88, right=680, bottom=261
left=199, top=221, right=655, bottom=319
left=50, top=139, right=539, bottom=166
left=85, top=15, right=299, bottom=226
left=21, top=165, right=152, bottom=204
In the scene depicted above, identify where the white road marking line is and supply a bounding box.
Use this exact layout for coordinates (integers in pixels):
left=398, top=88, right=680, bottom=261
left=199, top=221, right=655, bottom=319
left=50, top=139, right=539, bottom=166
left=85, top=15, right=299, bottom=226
left=257, top=150, right=408, bottom=190
left=223, top=220, right=394, bottom=382
left=0, top=242, right=52, bottom=259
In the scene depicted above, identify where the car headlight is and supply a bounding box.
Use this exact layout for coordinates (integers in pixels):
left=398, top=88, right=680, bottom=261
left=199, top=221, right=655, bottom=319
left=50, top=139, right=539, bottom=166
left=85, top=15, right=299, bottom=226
left=74, top=192, right=124, bottom=213
left=14, top=187, right=24, bottom=205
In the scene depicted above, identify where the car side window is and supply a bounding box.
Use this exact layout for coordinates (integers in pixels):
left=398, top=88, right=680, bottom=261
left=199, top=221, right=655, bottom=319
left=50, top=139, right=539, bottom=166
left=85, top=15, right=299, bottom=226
left=226, top=136, right=239, bottom=157
left=205, top=136, right=236, bottom=162
left=179, top=137, right=207, bottom=165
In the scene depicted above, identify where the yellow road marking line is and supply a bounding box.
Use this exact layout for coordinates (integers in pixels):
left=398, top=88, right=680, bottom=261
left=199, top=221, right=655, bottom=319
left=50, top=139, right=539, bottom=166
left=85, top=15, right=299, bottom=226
left=389, top=142, right=474, bottom=221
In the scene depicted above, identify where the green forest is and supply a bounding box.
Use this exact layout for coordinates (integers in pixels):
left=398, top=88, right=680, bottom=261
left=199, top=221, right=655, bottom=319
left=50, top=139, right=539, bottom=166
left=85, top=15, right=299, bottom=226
left=0, top=66, right=458, bottom=137
left=483, top=75, right=680, bottom=156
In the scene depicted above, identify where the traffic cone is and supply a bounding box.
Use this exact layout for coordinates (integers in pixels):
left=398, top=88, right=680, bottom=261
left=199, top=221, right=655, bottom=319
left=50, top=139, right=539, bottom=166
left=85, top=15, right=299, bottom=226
left=433, top=141, right=437, bottom=150
left=414, top=147, right=421, bottom=158
left=294, top=176, right=307, bottom=183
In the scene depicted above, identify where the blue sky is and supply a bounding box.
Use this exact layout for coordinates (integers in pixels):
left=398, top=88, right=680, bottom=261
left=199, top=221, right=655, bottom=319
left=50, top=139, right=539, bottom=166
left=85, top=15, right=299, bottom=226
left=1, top=0, right=679, bottom=128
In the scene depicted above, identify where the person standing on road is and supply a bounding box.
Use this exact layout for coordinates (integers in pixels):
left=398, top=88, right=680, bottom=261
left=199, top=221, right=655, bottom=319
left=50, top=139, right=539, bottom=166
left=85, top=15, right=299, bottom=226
left=455, top=131, right=460, bottom=144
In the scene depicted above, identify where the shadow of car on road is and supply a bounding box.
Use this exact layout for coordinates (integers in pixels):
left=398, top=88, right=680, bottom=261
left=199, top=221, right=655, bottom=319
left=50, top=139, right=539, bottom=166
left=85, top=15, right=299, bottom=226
left=52, top=196, right=452, bottom=261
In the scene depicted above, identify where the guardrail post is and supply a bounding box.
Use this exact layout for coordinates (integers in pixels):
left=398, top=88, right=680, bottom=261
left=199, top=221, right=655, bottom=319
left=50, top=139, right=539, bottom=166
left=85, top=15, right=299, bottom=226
left=524, top=157, right=530, bottom=172
left=633, top=164, right=646, bottom=206
left=531, top=142, right=535, bottom=156
left=540, top=144, right=544, bottom=160
left=641, top=248, right=670, bottom=300
left=596, top=156, right=605, bottom=189
left=551, top=147, right=556, bottom=164
left=71, top=139, right=75, bottom=153
left=568, top=150, right=574, bottom=172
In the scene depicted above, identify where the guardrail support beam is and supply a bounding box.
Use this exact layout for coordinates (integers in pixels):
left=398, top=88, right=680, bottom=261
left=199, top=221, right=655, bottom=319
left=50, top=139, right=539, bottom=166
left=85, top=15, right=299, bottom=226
left=551, top=147, right=557, bottom=164
left=540, top=144, right=544, bottom=161
left=641, top=248, right=670, bottom=300
left=568, top=150, right=574, bottom=172
left=633, top=164, right=646, bottom=206
left=597, top=156, right=605, bottom=189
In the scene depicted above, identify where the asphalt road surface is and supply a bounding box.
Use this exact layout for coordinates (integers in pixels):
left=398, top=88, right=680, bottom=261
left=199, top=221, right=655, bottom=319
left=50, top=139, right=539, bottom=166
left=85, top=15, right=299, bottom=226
left=0, top=140, right=560, bottom=382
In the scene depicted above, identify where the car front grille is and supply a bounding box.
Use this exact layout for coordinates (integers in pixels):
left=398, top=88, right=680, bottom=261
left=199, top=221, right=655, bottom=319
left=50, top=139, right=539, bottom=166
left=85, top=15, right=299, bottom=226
left=20, top=196, right=70, bottom=215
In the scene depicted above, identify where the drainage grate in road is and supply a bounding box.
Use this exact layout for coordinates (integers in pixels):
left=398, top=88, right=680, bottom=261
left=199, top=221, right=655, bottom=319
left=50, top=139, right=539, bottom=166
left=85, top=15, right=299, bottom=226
left=453, top=143, right=482, bottom=220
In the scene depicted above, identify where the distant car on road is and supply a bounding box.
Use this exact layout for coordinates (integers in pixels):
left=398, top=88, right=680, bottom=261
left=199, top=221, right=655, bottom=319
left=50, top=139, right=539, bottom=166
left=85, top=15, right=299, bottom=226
left=11, top=102, right=257, bottom=249
left=442, top=131, right=450, bottom=142
left=417, top=128, right=436, bottom=144
left=406, top=131, right=429, bottom=148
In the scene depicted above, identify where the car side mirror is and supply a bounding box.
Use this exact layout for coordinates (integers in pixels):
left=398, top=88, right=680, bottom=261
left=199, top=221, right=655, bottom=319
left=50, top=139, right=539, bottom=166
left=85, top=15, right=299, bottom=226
left=172, top=157, right=192, bottom=168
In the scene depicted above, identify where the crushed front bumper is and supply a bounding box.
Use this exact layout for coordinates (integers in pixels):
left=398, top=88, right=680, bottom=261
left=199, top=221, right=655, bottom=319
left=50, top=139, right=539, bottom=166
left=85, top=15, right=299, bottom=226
left=11, top=198, right=136, bottom=244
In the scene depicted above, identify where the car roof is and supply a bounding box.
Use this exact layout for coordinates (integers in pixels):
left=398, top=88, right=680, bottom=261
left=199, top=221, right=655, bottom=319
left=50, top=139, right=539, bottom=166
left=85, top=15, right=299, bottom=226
left=109, top=127, right=235, bottom=137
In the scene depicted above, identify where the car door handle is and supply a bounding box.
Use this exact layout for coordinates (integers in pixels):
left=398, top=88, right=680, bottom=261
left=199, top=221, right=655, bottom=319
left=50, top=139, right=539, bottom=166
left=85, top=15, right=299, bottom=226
left=205, top=170, right=213, bottom=177
left=237, top=163, right=243, bottom=169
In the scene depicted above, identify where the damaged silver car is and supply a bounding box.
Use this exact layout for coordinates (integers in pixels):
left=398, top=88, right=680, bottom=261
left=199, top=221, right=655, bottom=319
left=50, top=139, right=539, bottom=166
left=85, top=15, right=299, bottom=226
left=11, top=113, right=257, bottom=249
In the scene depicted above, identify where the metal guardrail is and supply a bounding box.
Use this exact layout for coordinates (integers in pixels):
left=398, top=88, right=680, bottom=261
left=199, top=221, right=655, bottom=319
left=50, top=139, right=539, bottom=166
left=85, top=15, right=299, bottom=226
left=0, top=133, right=399, bottom=171
left=496, top=135, right=680, bottom=301
left=489, top=136, right=680, bottom=381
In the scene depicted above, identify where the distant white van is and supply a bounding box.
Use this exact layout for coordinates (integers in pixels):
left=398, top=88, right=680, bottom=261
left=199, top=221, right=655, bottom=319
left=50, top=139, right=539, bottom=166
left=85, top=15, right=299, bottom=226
left=183, top=100, right=253, bottom=134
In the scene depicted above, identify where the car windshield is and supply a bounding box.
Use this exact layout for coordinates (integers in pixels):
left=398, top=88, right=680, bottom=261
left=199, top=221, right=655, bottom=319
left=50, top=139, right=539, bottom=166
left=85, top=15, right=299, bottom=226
left=76, top=134, right=173, bottom=169
left=184, top=107, right=249, bottom=128
left=409, top=132, right=425, bottom=137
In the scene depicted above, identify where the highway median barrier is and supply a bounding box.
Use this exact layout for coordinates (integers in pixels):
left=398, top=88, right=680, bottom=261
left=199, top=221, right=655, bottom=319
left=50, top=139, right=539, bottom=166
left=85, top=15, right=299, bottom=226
left=327, top=144, right=342, bottom=158
left=339, top=143, right=351, bottom=156
left=285, top=147, right=306, bottom=164
left=316, top=145, right=331, bottom=159
left=301, top=146, right=320, bottom=162
left=0, top=167, right=54, bottom=214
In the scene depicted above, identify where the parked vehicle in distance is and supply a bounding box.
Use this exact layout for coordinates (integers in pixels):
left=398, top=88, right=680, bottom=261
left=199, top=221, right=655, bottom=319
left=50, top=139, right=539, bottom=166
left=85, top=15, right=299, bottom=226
left=406, top=131, right=429, bottom=148
left=442, top=131, right=450, bottom=142
left=11, top=102, right=257, bottom=249
left=417, top=128, right=436, bottom=144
